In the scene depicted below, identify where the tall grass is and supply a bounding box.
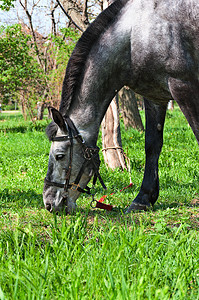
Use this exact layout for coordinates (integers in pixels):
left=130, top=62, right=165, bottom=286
left=0, top=110, right=198, bottom=299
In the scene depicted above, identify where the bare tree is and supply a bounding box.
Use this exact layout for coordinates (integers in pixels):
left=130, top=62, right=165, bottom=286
left=119, top=87, right=144, bottom=130
left=58, top=0, right=89, bottom=31
left=58, top=0, right=103, bottom=30
left=168, top=100, right=174, bottom=110
left=19, top=0, right=44, bottom=67
left=17, top=0, right=62, bottom=119
left=50, top=0, right=59, bottom=36
left=101, top=96, right=127, bottom=170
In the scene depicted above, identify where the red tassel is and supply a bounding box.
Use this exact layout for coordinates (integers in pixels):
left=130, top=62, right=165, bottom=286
left=99, top=183, right=133, bottom=203
left=92, top=183, right=133, bottom=211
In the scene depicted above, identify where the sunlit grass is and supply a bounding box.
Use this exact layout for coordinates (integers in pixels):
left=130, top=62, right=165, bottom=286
left=0, top=109, right=198, bottom=299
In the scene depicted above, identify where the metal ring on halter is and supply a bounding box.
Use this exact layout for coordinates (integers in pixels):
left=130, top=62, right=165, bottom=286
left=90, top=199, right=97, bottom=208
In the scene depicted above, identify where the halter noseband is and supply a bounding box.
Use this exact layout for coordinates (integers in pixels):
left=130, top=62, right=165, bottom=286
left=44, top=115, right=107, bottom=198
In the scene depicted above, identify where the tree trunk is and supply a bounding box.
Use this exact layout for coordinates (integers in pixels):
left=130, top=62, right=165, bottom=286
left=37, top=101, right=44, bottom=120
left=21, top=100, right=27, bottom=120
left=168, top=100, right=174, bottom=110
left=119, top=87, right=144, bottom=131
left=101, top=96, right=127, bottom=170
left=20, top=91, right=27, bottom=120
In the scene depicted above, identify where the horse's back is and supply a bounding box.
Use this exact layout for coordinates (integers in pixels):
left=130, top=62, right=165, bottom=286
left=118, top=0, right=199, bottom=99
left=155, top=0, right=199, bottom=33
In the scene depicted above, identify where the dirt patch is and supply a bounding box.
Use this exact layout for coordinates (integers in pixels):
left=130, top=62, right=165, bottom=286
left=191, top=198, right=199, bottom=206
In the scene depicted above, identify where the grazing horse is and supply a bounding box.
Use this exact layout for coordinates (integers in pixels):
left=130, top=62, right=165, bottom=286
left=43, top=0, right=199, bottom=213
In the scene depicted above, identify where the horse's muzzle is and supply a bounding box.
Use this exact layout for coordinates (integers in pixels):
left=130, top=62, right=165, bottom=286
left=45, top=196, right=68, bottom=214
left=45, top=202, right=53, bottom=212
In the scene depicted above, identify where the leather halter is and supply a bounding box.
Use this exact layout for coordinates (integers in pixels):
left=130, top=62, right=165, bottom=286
left=44, top=115, right=107, bottom=198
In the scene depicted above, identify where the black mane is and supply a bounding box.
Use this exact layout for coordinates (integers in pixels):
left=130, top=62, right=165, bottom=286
left=59, top=0, right=128, bottom=114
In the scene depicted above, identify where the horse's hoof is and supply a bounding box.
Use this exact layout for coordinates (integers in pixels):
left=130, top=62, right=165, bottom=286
left=125, top=202, right=151, bottom=213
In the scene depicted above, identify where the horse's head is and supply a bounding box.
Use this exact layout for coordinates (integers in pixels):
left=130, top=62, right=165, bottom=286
left=43, top=107, right=102, bottom=213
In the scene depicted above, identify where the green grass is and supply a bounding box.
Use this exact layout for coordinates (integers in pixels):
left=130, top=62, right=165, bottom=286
left=0, top=110, right=198, bottom=299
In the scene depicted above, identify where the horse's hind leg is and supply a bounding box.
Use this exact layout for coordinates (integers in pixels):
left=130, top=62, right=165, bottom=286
left=168, top=78, right=199, bottom=143
left=126, top=99, right=167, bottom=212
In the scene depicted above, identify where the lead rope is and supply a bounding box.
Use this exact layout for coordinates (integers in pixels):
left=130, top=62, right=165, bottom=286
left=90, top=183, right=133, bottom=211
left=90, top=150, right=133, bottom=211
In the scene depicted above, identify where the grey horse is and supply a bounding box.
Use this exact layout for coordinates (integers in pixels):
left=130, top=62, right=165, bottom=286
left=43, top=0, right=199, bottom=213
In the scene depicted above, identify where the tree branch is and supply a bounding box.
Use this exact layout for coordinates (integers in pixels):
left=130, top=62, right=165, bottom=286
left=56, top=0, right=84, bottom=32
left=51, top=1, right=59, bottom=36
left=82, top=0, right=89, bottom=25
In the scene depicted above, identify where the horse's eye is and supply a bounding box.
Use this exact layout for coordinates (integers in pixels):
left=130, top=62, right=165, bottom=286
left=55, top=154, right=65, bottom=161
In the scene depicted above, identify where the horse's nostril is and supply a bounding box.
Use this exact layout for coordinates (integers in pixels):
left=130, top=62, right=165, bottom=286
left=45, top=203, right=52, bottom=212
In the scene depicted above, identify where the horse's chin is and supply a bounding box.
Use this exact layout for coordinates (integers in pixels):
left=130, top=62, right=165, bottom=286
left=44, top=199, right=77, bottom=214
left=43, top=187, right=77, bottom=214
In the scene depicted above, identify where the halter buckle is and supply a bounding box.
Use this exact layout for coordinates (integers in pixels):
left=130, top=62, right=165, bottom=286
left=70, top=183, right=80, bottom=191
left=84, top=147, right=98, bottom=160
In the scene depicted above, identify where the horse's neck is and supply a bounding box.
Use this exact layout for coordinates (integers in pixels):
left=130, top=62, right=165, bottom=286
left=68, top=21, right=132, bottom=144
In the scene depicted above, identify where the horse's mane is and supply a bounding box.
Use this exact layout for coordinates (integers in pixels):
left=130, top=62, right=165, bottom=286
left=59, top=0, right=129, bottom=114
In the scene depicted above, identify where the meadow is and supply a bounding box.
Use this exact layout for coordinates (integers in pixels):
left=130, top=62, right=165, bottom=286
left=0, top=109, right=198, bottom=299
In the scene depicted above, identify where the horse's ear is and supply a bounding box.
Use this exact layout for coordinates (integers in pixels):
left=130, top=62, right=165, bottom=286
left=48, top=107, right=67, bottom=132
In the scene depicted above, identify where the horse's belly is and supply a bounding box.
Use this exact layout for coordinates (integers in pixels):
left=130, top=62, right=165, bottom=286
left=130, top=78, right=172, bottom=104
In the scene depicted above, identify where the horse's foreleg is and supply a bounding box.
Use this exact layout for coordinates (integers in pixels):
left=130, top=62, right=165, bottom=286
left=169, top=78, right=199, bottom=143
left=126, top=99, right=167, bottom=212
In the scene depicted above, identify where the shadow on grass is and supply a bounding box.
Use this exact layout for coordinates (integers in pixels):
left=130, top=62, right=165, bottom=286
left=0, top=189, right=43, bottom=210
left=154, top=200, right=199, bottom=211
left=78, top=197, right=199, bottom=220
left=78, top=206, right=125, bottom=218
left=0, top=122, right=48, bottom=133
left=0, top=185, right=197, bottom=216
